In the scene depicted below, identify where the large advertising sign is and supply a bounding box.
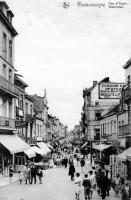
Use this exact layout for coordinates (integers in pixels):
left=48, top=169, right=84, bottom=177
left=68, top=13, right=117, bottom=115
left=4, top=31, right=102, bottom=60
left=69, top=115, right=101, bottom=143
left=99, top=82, right=125, bottom=99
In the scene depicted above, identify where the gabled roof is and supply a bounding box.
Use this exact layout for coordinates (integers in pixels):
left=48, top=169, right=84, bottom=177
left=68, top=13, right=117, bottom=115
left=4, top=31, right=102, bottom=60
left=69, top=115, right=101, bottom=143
left=83, top=77, right=110, bottom=96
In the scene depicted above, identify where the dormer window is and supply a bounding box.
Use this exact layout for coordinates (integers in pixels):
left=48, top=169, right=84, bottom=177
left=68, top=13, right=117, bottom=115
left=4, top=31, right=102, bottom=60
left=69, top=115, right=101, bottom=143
left=7, top=10, right=14, bottom=24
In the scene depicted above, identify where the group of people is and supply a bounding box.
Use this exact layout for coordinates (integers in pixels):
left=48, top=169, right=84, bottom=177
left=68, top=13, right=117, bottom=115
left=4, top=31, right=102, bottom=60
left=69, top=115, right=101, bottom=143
left=13, top=163, right=43, bottom=185
left=67, top=154, right=130, bottom=200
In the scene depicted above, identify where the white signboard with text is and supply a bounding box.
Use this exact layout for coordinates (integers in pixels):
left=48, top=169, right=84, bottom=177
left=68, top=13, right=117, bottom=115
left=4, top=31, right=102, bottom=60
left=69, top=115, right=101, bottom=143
left=99, top=82, right=125, bottom=99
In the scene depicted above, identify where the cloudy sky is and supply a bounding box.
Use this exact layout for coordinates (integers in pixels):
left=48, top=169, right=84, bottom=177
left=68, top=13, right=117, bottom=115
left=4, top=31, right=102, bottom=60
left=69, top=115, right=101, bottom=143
left=6, top=0, right=131, bottom=129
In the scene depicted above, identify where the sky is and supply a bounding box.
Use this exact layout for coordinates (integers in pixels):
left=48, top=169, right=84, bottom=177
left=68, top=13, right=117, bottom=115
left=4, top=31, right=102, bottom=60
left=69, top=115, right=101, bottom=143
left=6, top=0, right=131, bottom=130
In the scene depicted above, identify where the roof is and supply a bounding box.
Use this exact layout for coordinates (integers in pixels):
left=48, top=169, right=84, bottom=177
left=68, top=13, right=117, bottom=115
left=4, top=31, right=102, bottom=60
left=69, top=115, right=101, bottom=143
left=102, top=104, right=120, bottom=118
left=0, top=8, right=18, bottom=37
left=0, top=1, right=9, bottom=9
left=14, top=75, right=28, bottom=88
left=25, top=94, right=34, bottom=102
left=123, top=58, right=131, bottom=69
left=83, top=77, right=110, bottom=97
left=30, top=95, right=45, bottom=112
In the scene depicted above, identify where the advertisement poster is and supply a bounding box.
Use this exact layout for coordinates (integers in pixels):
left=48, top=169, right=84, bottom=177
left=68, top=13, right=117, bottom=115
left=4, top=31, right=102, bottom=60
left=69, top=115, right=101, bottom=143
left=0, top=0, right=131, bottom=200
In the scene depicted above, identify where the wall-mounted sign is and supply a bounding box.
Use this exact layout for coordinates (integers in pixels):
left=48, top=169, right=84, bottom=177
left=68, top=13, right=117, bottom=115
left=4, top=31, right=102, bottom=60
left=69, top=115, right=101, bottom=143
left=15, top=121, right=27, bottom=128
left=0, top=120, right=9, bottom=127
left=99, top=82, right=125, bottom=99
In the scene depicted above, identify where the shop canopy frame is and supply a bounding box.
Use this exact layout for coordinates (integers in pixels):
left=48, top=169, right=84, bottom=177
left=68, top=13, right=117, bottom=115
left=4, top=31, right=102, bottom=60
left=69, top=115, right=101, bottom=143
left=93, top=144, right=111, bottom=151
left=117, top=147, right=131, bottom=160
left=37, top=142, right=51, bottom=153
left=0, top=134, right=30, bottom=154
left=31, top=146, right=47, bottom=156
left=24, top=148, right=36, bottom=158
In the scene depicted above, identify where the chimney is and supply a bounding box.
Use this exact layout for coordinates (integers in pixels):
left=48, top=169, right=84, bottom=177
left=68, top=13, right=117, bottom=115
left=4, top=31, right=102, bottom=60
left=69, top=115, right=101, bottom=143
left=93, top=81, right=97, bottom=86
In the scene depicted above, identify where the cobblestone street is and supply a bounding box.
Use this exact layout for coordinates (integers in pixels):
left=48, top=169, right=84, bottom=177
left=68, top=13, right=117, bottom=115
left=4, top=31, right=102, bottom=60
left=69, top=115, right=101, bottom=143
left=0, top=166, right=119, bottom=200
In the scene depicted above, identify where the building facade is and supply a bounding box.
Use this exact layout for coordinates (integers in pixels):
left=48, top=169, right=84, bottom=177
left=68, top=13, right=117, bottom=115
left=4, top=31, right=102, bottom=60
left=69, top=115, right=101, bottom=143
left=82, top=77, right=124, bottom=142
left=0, top=2, right=31, bottom=174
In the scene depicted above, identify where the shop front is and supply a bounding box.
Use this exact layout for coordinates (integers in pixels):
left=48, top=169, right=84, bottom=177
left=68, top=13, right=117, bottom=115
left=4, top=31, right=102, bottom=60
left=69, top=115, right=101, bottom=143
left=0, top=134, right=30, bottom=174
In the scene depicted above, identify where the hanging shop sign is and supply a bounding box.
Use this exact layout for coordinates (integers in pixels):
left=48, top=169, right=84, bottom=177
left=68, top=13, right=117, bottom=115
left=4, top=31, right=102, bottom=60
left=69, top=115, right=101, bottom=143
left=99, top=82, right=125, bottom=99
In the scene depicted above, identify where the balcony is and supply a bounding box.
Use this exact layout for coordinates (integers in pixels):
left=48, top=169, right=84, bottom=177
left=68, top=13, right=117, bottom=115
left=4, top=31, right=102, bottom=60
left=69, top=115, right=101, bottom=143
left=0, top=76, right=19, bottom=97
left=119, top=124, right=131, bottom=136
left=0, top=116, right=15, bottom=129
left=122, top=84, right=131, bottom=104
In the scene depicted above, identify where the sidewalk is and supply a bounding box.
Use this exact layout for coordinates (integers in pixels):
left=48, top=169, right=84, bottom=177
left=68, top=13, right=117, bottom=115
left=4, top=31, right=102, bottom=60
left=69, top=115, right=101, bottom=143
left=0, top=173, right=19, bottom=188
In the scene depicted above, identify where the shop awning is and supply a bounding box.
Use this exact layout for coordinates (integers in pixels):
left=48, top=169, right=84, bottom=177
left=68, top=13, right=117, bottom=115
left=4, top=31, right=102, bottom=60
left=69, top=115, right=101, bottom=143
left=47, top=143, right=53, bottom=150
left=117, top=147, right=131, bottom=160
left=31, top=146, right=46, bottom=156
left=93, top=144, right=111, bottom=151
left=0, top=134, right=30, bottom=154
left=37, top=142, right=51, bottom=153
left=24, top=148, right=36, bottom=158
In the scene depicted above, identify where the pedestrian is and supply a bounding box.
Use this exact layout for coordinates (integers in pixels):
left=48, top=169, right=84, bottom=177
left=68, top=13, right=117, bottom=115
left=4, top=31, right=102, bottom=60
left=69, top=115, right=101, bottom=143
left=37, top=167, right=43, bottom=184
left=114, top=174, right=121, bottom=197
left=80, top=157, right=85, bottom=173
left=99, top=172, right=107, bottom=200
left=68, top=162, right=75, bottom=181
left=120, top=178, right=130, bottom=200
left=23, top=164, right=31, bottom=184
left=9, top=165, right=14, bottom=182
left=18, top=171, right=23, bottom=184
left=88, top=170, right=96, bottom=198
left=74, top=173, right=82, bottom=200
left=63, top=157, right=68, bottom=168
left=49, top=158, right=54, bottom=169
left=105, top=172, right=111, bottom=196
left=30, top=164, right=37, bottom=184
left=82, top=174, right=91, bottom=200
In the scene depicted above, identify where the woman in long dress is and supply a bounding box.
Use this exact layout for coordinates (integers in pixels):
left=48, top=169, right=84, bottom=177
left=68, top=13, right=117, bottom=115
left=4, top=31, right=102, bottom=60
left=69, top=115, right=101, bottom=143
left=74, top=173, right=82, bottom=200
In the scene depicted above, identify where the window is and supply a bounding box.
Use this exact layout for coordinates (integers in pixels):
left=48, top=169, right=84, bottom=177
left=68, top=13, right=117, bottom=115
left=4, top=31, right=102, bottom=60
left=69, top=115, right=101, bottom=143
left=95, top=102, right=99, bottom=106
left=9, top=40, right=12, bottom=63
left=103, top=124, right=104, bottom=134
left=2, top=64, right=6, bottom=79
left=127, top=75, right=130, bottom=84
left=8, top=69, right=12, bottom=82
left=114, top=121, right=116, bottom=133
left=40, top=125, right=42, bottom=136
left=20, top=95, right=23, bottom=109
left=30, top=105, right=33, bottom=116
left=95, top=110, right=101, bottom=120
left=37, top=124, right=39, bottom=136
left=2, top=33, right=7, bottom=59
left=25, top=103, right=28, bottom=114
left=9, top=101, right=12, bottom=118
left=119, top=121, right=121, bottom=127
left=3, top=100, right=6, bottom=117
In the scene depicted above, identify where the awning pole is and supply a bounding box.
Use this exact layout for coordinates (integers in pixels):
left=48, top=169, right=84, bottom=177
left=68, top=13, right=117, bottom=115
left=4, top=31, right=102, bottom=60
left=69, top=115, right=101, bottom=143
left=12, top=154, right=15, bottom=170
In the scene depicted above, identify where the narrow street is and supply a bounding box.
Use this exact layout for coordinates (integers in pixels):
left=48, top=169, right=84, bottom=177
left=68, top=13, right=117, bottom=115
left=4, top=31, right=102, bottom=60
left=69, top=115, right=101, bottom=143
left=0, top=166, right=118, bottom=200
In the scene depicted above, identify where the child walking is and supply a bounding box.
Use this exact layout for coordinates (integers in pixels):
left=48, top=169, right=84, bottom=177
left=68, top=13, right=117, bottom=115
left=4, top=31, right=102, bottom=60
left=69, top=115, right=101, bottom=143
left=18, top=171, right=23, bottom=184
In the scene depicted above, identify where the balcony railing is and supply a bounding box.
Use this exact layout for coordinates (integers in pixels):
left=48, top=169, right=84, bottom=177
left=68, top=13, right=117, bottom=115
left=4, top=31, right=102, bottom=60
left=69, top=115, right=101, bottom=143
left=0, top=76, right=19, bottom=97
left=119, top=124, right=131, bottom=136
left=0, top=116, right=15, bottom=129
